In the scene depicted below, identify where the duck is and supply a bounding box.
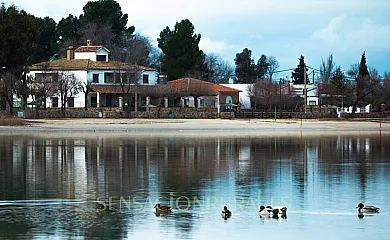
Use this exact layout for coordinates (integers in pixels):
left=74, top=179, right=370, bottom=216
left=97, top=203, right=116, bottom=212
left=221, top=206, right=232, bottom=219
left=356, top=203, right=379, bottom=213
left=154, top=203, right=172, bottom=213
left=259, top=205, right=287, bottom=217
left=259, top=205, right=277, bottom=216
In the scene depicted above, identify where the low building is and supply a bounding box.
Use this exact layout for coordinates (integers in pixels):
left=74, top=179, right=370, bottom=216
left=167, top=78, right=241, bottom=112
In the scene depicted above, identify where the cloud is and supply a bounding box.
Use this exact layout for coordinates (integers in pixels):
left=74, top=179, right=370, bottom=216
left=312, top=15, right=390, bottom=51
left=199, top=37, right=230, bottom=54
left=312, top=15, right=345, bottom=44
left=249, top=34, right=264, bottom=40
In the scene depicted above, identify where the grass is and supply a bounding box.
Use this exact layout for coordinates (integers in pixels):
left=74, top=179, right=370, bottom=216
left=0, top=116, right=26, bottom=126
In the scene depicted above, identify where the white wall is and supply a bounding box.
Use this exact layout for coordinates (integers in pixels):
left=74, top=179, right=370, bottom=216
left=75, top=49, right=109, bottom=61
left=140, top=70, right=158, bottom=85
left=221, top=84, right=251, bottom=109
left=27, top=70, right=87, bottom=108
left=75, top=52, right=96, bottom=61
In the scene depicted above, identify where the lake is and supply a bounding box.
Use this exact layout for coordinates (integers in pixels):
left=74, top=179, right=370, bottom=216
left=0, top=134, right=389, bottom=239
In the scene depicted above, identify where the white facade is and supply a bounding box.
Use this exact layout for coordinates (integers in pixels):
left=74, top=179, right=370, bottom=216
left=27, top=70, right=87, bottom=108
left=221, top=84, right=251, bottom=109
left=290, top=84, right=319, bottom=106
left=27, top=42, right=158, bottom=109
left=75, top=48, right=109, bottom=62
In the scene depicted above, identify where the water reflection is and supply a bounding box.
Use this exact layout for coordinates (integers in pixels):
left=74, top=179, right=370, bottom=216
left=0, top=134, right=389, bottom=239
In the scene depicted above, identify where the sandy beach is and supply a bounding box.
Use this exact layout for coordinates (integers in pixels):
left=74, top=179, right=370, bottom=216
left=0, top=118, right=388, bottom=137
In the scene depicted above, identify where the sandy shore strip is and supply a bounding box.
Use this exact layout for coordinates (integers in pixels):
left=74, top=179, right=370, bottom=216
left=0, top=118, right=388, bottom=137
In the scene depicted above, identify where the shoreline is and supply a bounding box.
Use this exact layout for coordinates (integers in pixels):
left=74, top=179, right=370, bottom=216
left=0, top=118, right=388, bottom=137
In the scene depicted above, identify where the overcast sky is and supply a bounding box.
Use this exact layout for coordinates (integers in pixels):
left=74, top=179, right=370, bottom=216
left=4, top=0, right=390, bottom=78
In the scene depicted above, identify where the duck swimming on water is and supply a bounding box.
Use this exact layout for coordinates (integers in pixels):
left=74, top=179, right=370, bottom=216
left=221, top=206, right=232, bottom=219
left=154, top=204, right=172, bottom=213
left=356, top=203, right=379, bottom=213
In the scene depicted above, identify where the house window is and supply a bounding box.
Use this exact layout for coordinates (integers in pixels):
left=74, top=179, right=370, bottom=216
left=52, top=97, right=58, bottom=107
left=92, top=74, right=99, bottom=83
left=114, top=73, right=121, bottom=83
left=104, top=73, right=113, bottom=83
left=67, top=97, right=74, bottom=107
left=91, top=97, right=97, bottom=107
left=200, top=99, right=205, bottom=107
left=143, top=74, right=149, bottom=84
left=35, top=73, right=58, bottom=83
left=96, top=55, right=107, bottom=62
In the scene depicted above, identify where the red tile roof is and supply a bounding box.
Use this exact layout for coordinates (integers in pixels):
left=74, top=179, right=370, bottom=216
left=90, top=84, right=178, bottom=95
left=167, top=78, right=241, bottom=93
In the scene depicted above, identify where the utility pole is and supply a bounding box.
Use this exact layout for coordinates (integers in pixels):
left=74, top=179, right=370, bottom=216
left=304, top=63, right=307, bottom=113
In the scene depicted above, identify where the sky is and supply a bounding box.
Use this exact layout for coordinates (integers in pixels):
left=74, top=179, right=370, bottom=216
left=3, top=0, right=390, bottom=79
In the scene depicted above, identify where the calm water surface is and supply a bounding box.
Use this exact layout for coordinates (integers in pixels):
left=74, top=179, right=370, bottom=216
left=0, top=134, right=390, bottom=239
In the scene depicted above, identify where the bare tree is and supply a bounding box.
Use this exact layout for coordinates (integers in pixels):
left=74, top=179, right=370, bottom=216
left=28, top=63, right=57, bottom=109
left=319, top=53, right=335, bottom=84
left=120, top=33, right=151, bottom=66
left=204, top=53, right=235, bottom=83
left=81, top=79, right=92, bottom=110
left=247, top=78, right=278, bottom=111
left=56, top=71, right=82, bottom=116
left=266, top=56, right=279, bottom=81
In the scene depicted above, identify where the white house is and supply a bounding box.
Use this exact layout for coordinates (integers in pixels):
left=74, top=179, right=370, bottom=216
left=290, top=83, right=319, bottom=106
left=27, top=40, right=158, bottom=108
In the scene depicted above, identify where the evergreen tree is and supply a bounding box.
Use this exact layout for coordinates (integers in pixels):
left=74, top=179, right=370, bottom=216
left=291, top=55, right=309, bottom=84
left=330, top=67, right=346, bottom=95
left=358, top=52, right=369, bottom=78
left=256, top=54, right=268, bottom=79
left=351, top=52, right=372, bottom=113
left=80, top=0, right=130, bottom=36
left=158, top=19, right=206, bottom=80
left=234, top=48, right=256, bottom=84
left=57, top=14, right=81, bottom=46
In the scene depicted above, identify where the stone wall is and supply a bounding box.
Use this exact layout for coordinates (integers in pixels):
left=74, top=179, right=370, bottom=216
left=11, top=108, right=390, bottom=119
left=21, top=109, right=100, bottom=118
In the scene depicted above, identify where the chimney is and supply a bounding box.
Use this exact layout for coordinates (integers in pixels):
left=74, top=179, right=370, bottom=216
left=87, top=40, right=92, bottom=46
left=66, top=46, right=74, bottom=60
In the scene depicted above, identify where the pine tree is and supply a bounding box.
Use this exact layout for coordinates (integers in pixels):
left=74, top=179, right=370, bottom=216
left=256, top=54, right=268, bottom=79
left=291, top=55, right=309, bottom=84
left=234, top=48, right=256, bottom=84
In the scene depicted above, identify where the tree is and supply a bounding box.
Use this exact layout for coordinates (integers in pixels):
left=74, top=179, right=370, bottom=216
left=80, top=0, right=130, bottom=37
left=0, top=3, right=39, bottom=110
left=266, top=56, right=279, bottom=81
left=204, top=53, right=234, bottom=83
left=0, top=3, right=38, bottom=74
left=256, top=54, right=268, bottom=79
left=328, top=67, right=350, bottom=107
left=57, top=14, right=81, bottom=46
left=291, top=55, right=309, bottom=84
left=349, top=52, right=373, bottom=114
left=0, top=72, right=18, bottom=113
left=319, top=53, right=335, bottom=84
left=56, top=71, right=82, bottom=116
left=28, top=64, right=57, bottom=109
left=120, top=34, right=151, bottom=65
left=29, top=16, right=59, bottom=64
left=247, top=78, right=277, bottom=111
left=158, top=19, right=206, bottom=80
left=81, top=79, right=93, bottom=110
left=235, top=48, right=256, bottom=84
